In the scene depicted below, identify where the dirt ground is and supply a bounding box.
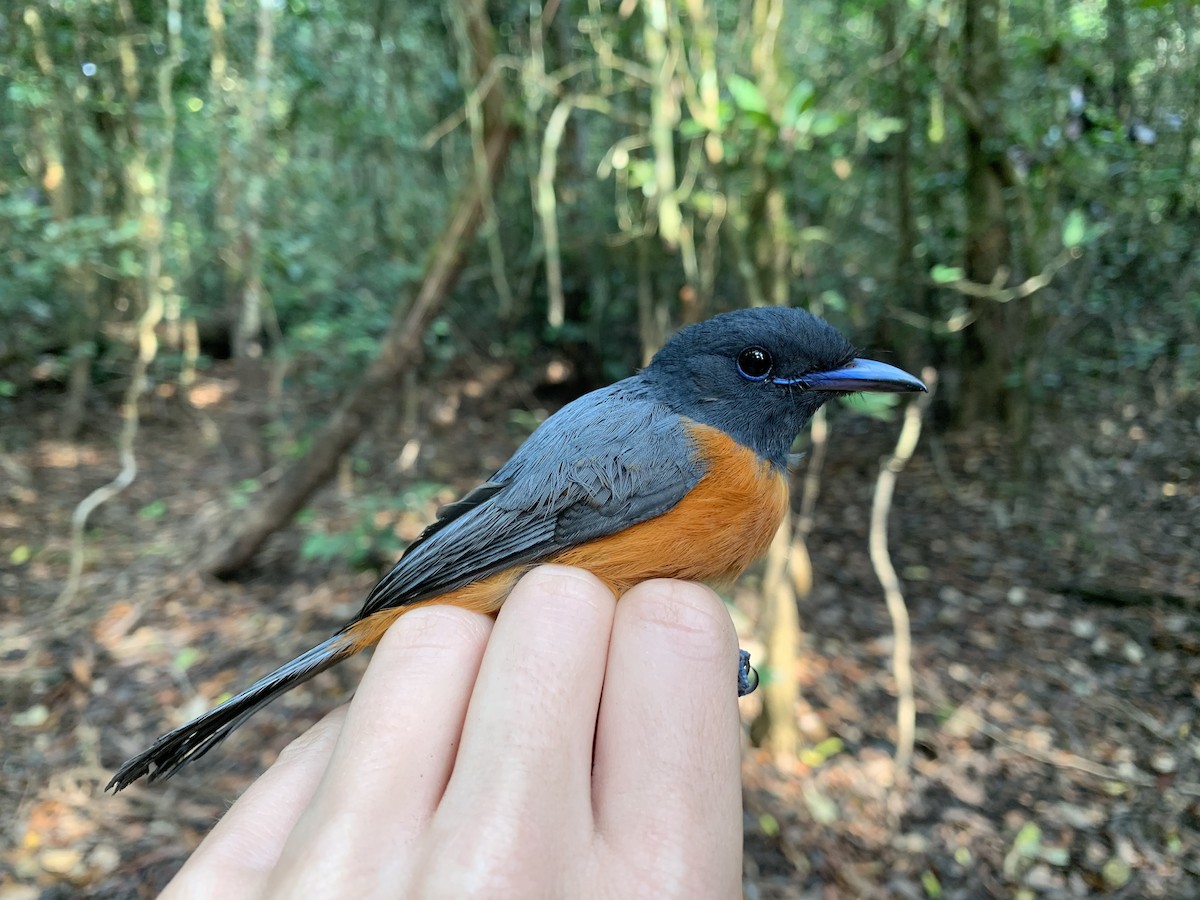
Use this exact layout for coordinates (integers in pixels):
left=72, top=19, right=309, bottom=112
left=2, top=359, right=1198, bottom=899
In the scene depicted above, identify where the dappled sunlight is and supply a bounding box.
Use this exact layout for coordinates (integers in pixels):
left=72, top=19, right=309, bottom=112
left=186, top=379, right=235, bottom=410
left=37, top=442, right=102, bottom=470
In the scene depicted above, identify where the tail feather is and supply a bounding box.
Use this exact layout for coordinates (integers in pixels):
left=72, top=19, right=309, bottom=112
left=107, top=634, right=353, bottom=792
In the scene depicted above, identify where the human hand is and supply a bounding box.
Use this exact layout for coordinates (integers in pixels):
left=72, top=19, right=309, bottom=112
left=162, top=566, right=744, bottom=899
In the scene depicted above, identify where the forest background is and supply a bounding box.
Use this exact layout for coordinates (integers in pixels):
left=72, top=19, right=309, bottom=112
left=2, top=0, right=1198, bottom=896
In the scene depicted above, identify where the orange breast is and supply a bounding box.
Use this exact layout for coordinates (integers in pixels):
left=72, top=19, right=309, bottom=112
left=550, top=421, right=790, bottom=593
left=339, top=422, right=788, bottom=652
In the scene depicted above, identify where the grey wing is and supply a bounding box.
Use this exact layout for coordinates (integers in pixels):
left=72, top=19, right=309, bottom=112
left=355, top=383, right=704, bottom=618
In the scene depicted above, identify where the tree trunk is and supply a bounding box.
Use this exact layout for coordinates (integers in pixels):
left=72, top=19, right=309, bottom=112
left=233, top=0, right=275, bottom=362
left=61, top=348, right=94, bottom=440
left=206, top=0, right=239, bottom=319
left=206, top=0, right=512, bottom=577
left=22, top=7, right=100, bottom=440
left=958, top=0, right=1015, bottom=424
left=58, top=0, right=183, bottom=610
left=881, top=0, right=928, bottom=336
left=1106, top=0, right=1131, bottom=120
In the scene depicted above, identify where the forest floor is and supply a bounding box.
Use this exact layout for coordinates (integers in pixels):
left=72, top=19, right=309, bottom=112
left=2, top=356, right=1198, bottom=899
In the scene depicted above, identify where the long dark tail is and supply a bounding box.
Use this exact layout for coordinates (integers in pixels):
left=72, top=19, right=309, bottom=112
left=107, top=634, right=354, bottom=792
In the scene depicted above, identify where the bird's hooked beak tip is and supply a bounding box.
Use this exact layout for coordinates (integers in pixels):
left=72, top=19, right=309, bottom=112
left=789, top=358, right=927, bottom=394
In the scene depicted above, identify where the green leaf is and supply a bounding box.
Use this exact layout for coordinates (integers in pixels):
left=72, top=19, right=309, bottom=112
left=117, top=248, right=140, bottom=277
left=626, top=159, right=654, bottom=190
left=842, top=391, right=901, bottom=422
left=922, top=870, right=943, bottom=899
left=814, top=736, right=845, bottom=758
left=1039, top=846, right=1070, bottom=866
left=139, top=500, right=168, bottom=520
left=865, top=115, right=905, bottom=143
left=1013, top=822, right=1042, bottom=857
left=173, top=647, right=201, bottom=673
left=1062, top=209, right=1086, bottom=248
left=758, top=813, right=780, bottom=837
left=931, top=264, right=965, bottom=284
left=781, top=80, right=815, bottom=128
left=1101, top=857, right=1132, bottom=889
left=819, top=289, right=846, bottom=312
left=13, top=704, right=49, bottom=727
left=301, top=531, right=352, bottom=561
left=798, top=735, right=845, bottom=767
left=802, top=785, right=839, bottom=824
left=728, top=75, right=767, bottom=115
left=810, top=110, right=840, bottom=137
left=230, top=480, right=261, bottom=509
left=689, top=191, right=717, bottom=215
left=799, top=227, right=832, bottom=244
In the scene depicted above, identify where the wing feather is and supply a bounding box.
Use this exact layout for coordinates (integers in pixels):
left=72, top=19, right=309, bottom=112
left=355, top=381, right=704, bottom=618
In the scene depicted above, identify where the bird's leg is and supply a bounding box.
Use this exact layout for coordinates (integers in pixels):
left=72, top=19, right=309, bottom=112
left=737, top=649, right=759, bottom=697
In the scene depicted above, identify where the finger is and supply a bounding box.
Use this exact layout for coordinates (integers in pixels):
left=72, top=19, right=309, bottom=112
left=266, top=604, right=493, bottom=896
left=591, top=580, right=743, bottom=897
left=162, top=706, right=348, bottom=900
left=424, top=566, right=615, bottom=879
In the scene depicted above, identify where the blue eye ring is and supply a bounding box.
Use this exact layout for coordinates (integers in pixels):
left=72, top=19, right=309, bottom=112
left=736, top=346, right=773, bottom=381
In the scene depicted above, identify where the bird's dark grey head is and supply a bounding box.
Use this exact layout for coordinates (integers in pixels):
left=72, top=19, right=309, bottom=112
left=642, top=306, right=925, bottom=467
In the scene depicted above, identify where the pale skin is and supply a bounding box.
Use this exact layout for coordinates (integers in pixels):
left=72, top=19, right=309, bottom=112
left=162, top=566, right=744, bottom=899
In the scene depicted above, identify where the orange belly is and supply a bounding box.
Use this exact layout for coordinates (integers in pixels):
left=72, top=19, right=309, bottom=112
left=550, top=422, right=789, bottom=590
left=339, top=422, right=788, bottom=651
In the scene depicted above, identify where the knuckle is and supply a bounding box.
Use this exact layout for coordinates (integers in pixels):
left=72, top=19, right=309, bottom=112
left=414, top=823, right=562, bottom=900
left=274, top=707, right=345, bottom=767
left=378, top=604, right=492, bottom=659
left=623, top=580, right=735, bottom=661
left=598, top=834, right=738, bottom=900
left=518, top=565, right=616, bottom=615
left=502, top=565, right=617, bottom=652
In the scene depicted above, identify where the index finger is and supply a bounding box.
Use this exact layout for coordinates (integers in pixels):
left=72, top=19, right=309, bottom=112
left=162, top=706, right=348, bottom=900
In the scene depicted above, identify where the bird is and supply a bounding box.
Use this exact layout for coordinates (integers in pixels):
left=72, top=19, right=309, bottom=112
left=107, top=305, right=925, bottom=791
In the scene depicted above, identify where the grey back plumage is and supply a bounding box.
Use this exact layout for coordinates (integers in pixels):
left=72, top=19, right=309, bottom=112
left=357, top=379, right=704, bottom=617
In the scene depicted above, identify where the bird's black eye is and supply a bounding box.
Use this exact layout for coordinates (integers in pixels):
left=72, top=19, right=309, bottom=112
left=736, top=346, right=773, bottom=381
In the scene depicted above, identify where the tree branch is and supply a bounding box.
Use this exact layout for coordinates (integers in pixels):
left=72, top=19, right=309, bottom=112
left=868, top=368, right=936, bottom=775
left=206, top=0, right=514, bottom=577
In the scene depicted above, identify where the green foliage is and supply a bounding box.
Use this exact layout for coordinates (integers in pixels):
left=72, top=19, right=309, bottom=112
left=798, top=736, right=845, bottom=767
left=931, top=265, right=965, bottom=284
left=300, top=483, right=447, bottom=572
left=138, top=500, right=168, bottom=521
left=840, top=391, right=904, bottom=422
left=727, top=75, right=768, bottom=116
left=1003, top=820, right=1072, bottom=880
left=0, top=0, right=460, bottom=398
left=172, top=646, right=201, bottom=674
left=921, top=870, right=943, bottom=899
left=228, top=478, right=262, bottom=510
left=0, top=0, right=1195, bottom=425
left=1061, top=210, right=1087, bottom=249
